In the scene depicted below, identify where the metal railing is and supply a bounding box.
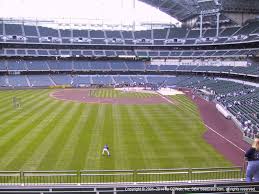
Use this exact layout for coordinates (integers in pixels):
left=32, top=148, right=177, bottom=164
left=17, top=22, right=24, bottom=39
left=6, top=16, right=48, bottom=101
left=189, top=167, right=244, bottom=182
left=135, top=168, right=190, bottom=183
left=0, top=167, right=244, bottom=185
left=80, top=170, right=134, bottom=184
left=0, top=171, right=20, bottom=185
left=22, top=170, right=78, bottom=184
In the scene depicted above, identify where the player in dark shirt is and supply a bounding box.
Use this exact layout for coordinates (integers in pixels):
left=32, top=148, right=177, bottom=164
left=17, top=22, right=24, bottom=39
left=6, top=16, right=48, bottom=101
left=245, top=137, right=259, bottom=182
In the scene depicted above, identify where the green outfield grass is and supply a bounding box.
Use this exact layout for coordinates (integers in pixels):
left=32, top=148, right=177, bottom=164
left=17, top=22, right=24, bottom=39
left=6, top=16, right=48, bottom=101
left=0, top=89, right=231, bottom=171
left=90, top=88, right=156, bottom=98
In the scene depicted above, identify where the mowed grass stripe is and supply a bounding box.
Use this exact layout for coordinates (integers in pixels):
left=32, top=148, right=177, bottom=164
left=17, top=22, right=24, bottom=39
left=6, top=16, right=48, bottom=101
left=2, top=100, right=66, bottom=170
left=36, top=102, right=82, bottom=170
left=90, top=89, right=155, bottom=99
left=172, top=99, right=199, bottom=119
left=0, top=89, right=33, bottom=99
left=148, top=104, right=229, bottom=168
left=110, top=89, right=114, bottom=98
left=54, top=104, right=86, bottom=170
left=69, top=105, right=98, bottom=170
left=100, top=105, right=115, bottom=169
left=0, top=90, right=39, bottom=119
left=145, top=93, right=152, bottom=98
left=112, top=105, right=130, bottom=169
left=139, top=92, right=145, bottom=98
left=0, top=98, right=58, bottom=170
left=101, top=89, right=106, bottom=98
left=0, top=90, right=30, bottom=105
left=172, top=95, right=193, bottom=108
left=119, top=105, right=146, bottom=169
left=115, top=90, right=120, bottom=98
left=176, top=96, right=197, bottom=111
left=134, top=105, right=170, bottom=168
left=0, top=90, right=48, bottom=125
left=0, top=90, right=48, bottom=124
left=85, top=104, right=107, bottom=169
left=161, top=103, right=204, bottom=137
left=98, top=89, right=102, bottom=98
left=173, top=105, right=202, bottom=129
left=56, top=104, right=91, bottom=170
left=140, top=105, right=190, bottom=168
left=144, top=105, right=203, bottom=145
left=126, top=105, right=154, bottom=169
left=172, top=95, right=198, bottom=115
left=173, top=98, right=205, bottom=128
left=106, top=89, right=110, bottom=98
left=137, top=105, right=188, bottom=168
left=163, top=100, right=231, bottom=167
left=173, top=96, right=232, bottom=166
left=20, top=102, right=76, bottom=170
left=108, top=90, right=111, bottom=98
left=0, top=94, right=50, bottom=139
left=91, top=90, right=97, bottom=97
left=110, top=90, right=114, bottom=98
left=103, top=89, right=107, bottom=98
left=0, top=93, right=55, bottom=149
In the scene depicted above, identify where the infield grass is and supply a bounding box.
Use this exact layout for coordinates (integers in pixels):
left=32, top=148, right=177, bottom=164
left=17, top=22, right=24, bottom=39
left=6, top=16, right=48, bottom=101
left=90, top=88, right=156, bottom=98
left=0, top=89, right=231, bottom=171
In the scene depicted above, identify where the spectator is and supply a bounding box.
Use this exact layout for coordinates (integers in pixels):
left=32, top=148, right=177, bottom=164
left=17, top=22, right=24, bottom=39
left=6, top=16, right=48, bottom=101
left=244, top=126, right=248, bottom=136
left=227, top=103, right=232, bottom=108
left=245, top=137, right=259, bottom=182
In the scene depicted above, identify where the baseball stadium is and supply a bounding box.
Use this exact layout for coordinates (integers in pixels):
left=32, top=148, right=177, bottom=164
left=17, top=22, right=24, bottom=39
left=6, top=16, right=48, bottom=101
left=0, top=0, right=259, bottom=193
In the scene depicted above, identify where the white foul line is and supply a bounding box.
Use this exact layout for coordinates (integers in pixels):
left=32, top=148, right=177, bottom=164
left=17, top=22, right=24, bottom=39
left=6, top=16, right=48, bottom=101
left=157, top=92, right=246, bottom=153
left=157, top=92, right=176, bottom=104
left=204, top=123, right=245, bottom=153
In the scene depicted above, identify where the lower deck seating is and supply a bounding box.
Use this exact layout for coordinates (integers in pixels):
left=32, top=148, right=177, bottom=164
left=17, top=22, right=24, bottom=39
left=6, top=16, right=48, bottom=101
left=27, top=75, right=54, bottom=87
left=92, top=75, right=113, bottom=85
left=0, top=76, right=8, bottom=87
left=72, top=75, right=92, bottom=86
left=50, top=75, right=72, bottom=85
left=113, top=75, right=132, bottom=85
left=146, top=76, right=167, bottom=85
left=182, top=77, right=259, bottom=138
left=131, top=75, right=146, bottom=84
left=8, top=75, right=29, bottom=87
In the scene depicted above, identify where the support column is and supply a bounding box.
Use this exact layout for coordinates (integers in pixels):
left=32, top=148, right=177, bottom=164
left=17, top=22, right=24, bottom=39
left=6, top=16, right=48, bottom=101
left=200, top=14, right=203, bottom=38
left=216, top=12, right=220, bottom=37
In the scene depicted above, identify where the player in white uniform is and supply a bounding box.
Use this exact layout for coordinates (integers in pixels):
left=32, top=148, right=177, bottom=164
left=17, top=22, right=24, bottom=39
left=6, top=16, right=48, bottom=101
left=102, top=144, right=110, bottom=156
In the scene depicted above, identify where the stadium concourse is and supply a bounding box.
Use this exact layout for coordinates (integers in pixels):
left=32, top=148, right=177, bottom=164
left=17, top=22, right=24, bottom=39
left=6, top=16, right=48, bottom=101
left=1, top=0, right=259, bottom=192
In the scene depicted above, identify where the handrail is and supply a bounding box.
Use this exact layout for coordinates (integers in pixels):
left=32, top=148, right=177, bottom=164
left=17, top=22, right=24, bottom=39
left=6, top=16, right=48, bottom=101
left=0, top=167, right=244, bottom=185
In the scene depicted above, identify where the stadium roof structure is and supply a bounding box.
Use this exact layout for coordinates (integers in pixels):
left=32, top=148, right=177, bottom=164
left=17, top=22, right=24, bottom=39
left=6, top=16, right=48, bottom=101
left=139, top=0, right=201, bottom=22
left=139, top=0, right=259, bottom=22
